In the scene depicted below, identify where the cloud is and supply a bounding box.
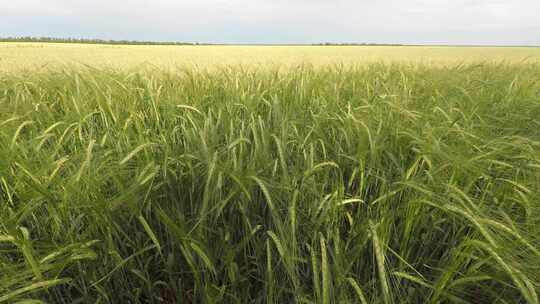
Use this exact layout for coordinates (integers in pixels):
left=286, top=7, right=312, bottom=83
left=1, top=0, right=539, bottom=44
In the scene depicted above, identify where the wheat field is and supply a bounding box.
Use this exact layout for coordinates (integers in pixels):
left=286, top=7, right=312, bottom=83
left=1, top=43, right=540, bottom=303
left=1, top=42, right=540, bottom=72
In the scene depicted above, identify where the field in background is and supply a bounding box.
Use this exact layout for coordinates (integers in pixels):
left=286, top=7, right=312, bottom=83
left=1, top=45, right=540, bottom=303
left=1, top=42, right=540, bottom=72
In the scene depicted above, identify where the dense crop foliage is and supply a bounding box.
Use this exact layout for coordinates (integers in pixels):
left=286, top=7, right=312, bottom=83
left=1, top=64, right=540, bottom=303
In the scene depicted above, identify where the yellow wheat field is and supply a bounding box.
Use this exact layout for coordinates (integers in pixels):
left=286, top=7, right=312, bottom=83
left=1, top=42, right=539, bottom=72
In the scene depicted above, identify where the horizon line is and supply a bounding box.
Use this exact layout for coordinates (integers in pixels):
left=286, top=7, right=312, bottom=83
left=1, top=36, right=539, bottom=48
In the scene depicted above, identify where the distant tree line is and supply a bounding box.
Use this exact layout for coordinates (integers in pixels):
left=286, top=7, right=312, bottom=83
left=0, top=36, right=198, bottom=45
left=0, top=37, right=405, bottom=46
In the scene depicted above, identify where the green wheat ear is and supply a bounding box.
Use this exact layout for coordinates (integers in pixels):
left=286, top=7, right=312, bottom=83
left=0, top=62, right=539, bottom=303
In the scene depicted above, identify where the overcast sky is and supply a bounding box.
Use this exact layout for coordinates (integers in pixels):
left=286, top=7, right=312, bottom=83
left=2, top=0, right=539, bottom=45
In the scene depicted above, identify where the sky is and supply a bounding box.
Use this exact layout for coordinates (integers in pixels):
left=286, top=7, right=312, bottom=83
left=1, top=0, right=539, bottom=45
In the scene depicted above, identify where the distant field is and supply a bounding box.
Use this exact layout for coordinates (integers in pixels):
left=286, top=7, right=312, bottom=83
left=1, top=42, right=540, bottom=72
